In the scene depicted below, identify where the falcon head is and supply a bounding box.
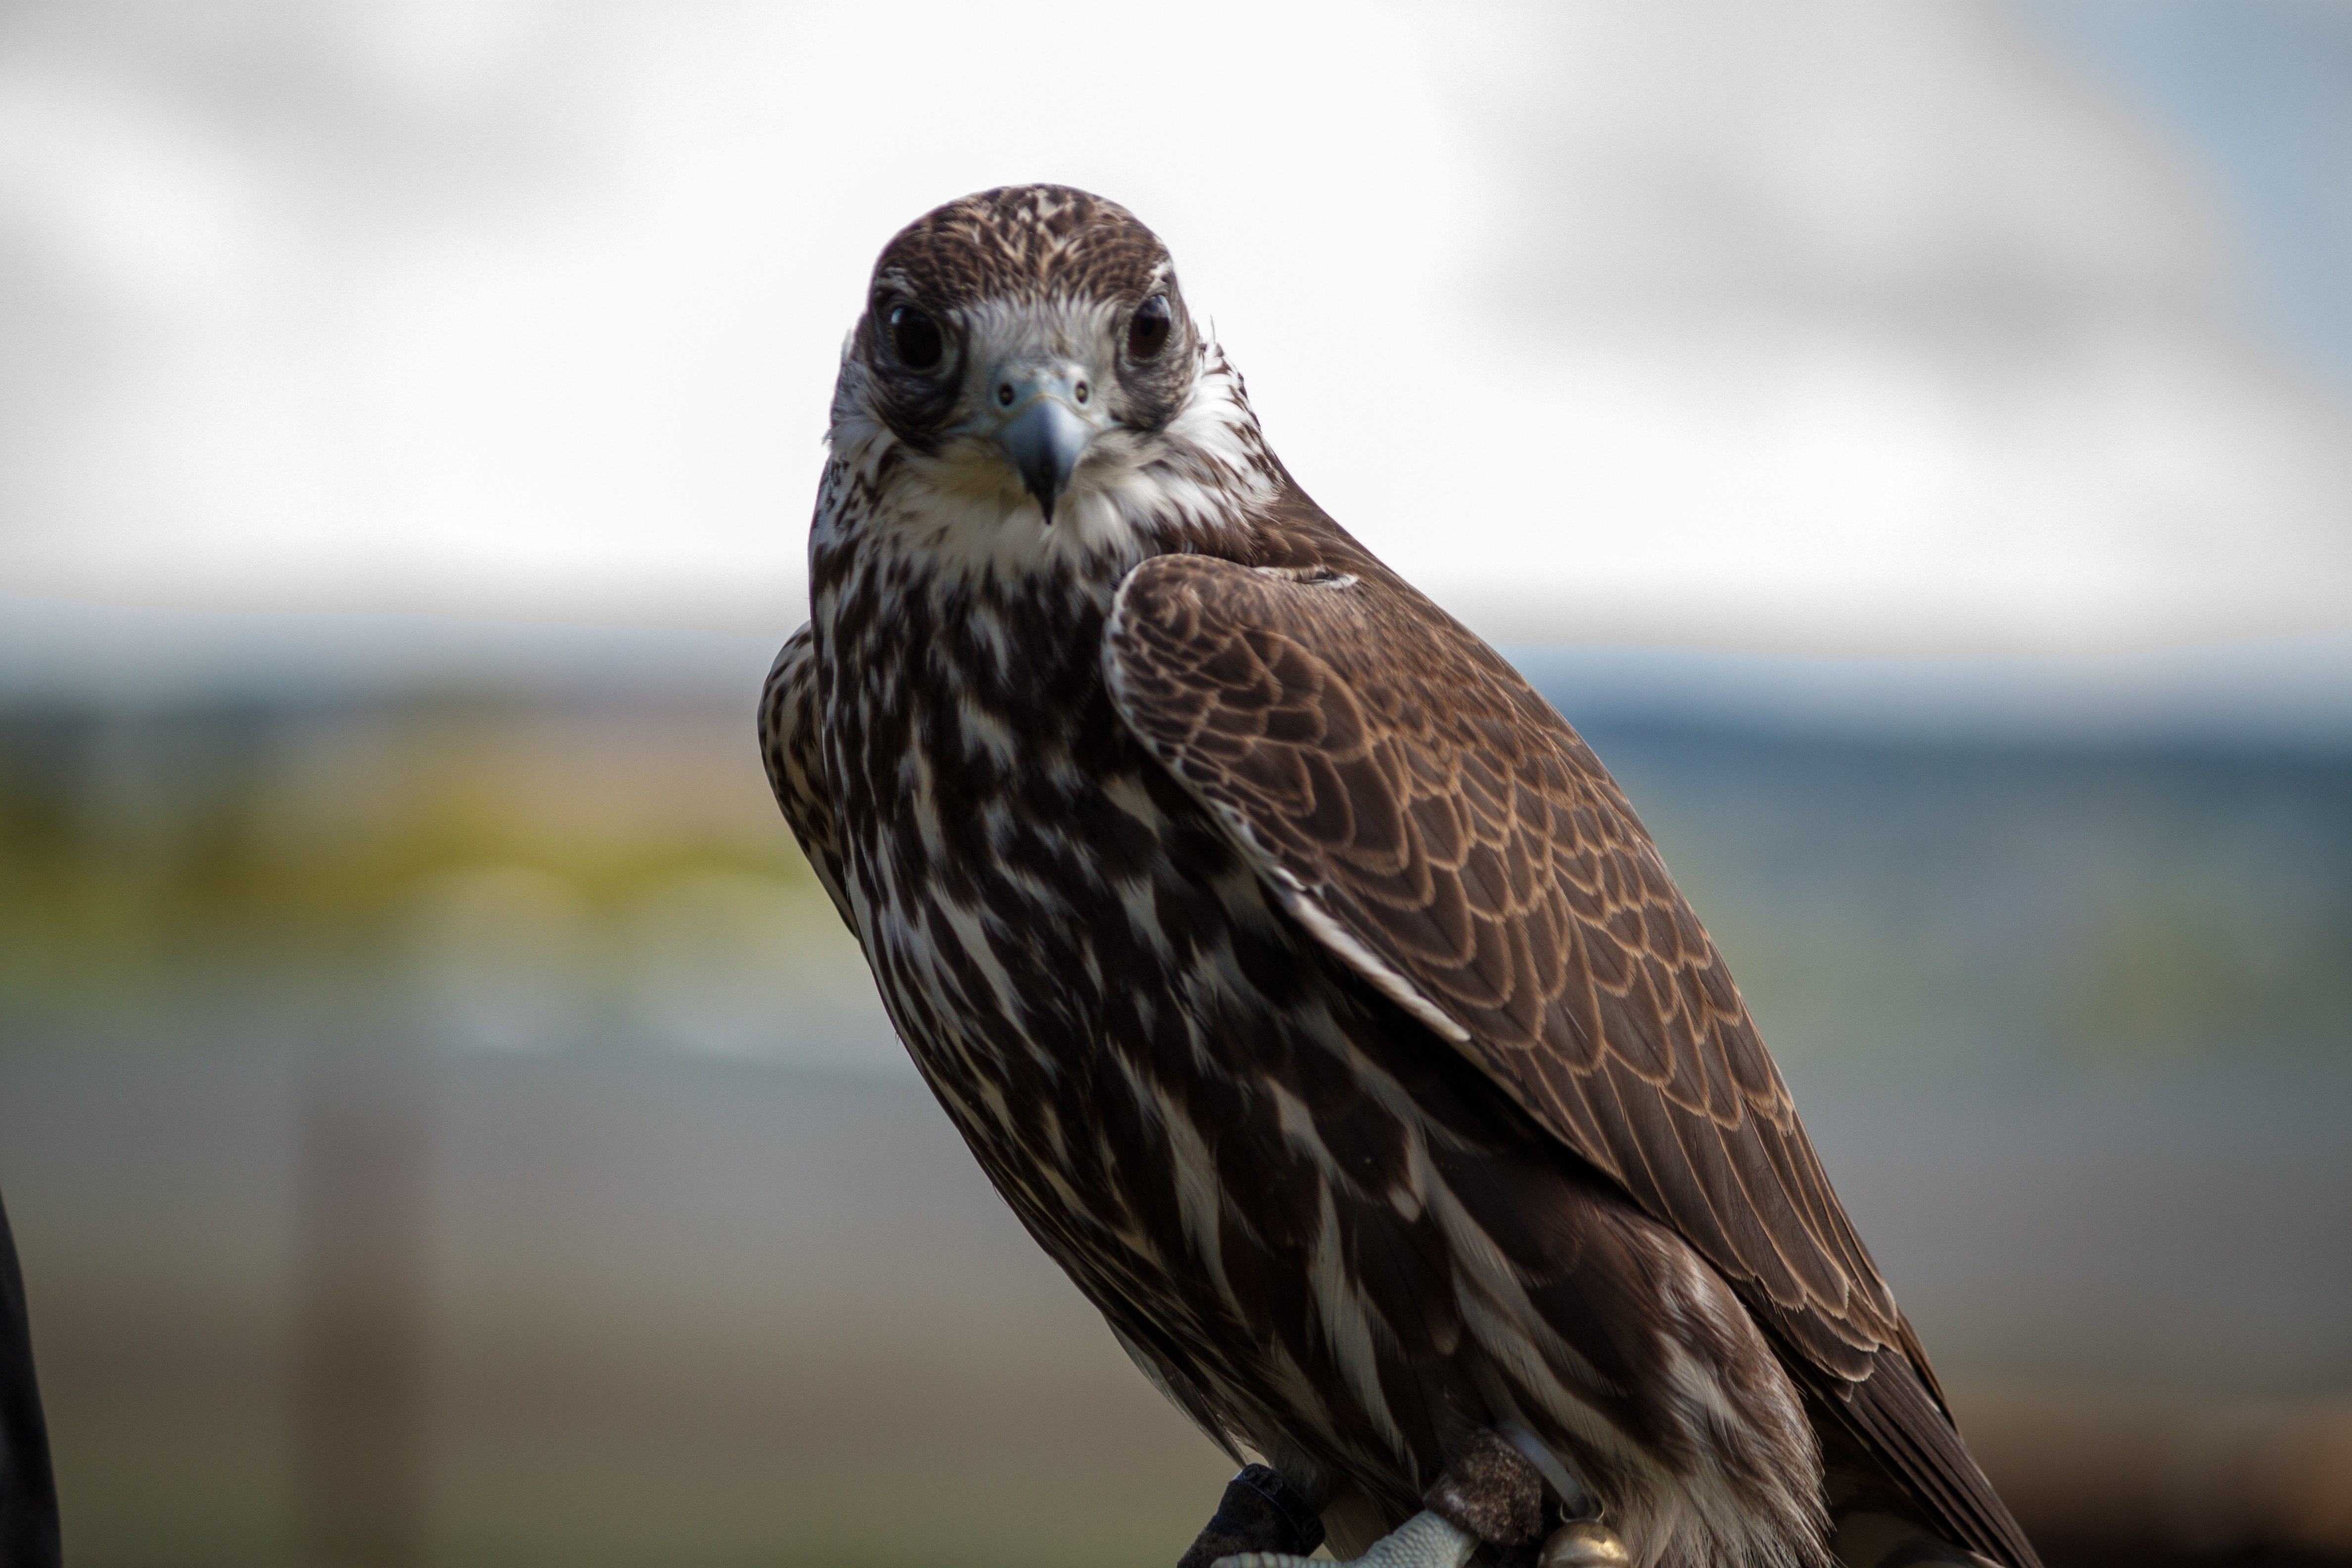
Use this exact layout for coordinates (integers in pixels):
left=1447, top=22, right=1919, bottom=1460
left=826, top=186, right=1275, bottom=573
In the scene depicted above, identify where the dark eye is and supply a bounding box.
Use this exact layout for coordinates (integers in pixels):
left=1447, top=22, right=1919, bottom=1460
left=887, top=303, right=943, bottom=371
left=1127, top=294, right=1172, bottom=361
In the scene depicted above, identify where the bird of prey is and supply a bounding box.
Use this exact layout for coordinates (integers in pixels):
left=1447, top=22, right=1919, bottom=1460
left=761, top=186, right=2039, bottom=1568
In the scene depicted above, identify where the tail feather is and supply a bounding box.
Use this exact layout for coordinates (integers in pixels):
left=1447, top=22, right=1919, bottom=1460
left=1829, top=1348, right=2041, bottom=1568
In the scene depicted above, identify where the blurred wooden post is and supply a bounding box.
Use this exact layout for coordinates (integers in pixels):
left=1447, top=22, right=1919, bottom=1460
left=294, top=1066, right=429, bottom=1568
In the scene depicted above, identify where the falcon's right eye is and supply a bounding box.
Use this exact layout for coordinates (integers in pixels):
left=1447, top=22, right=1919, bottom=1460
left=887, top=304, right=944, bottom=371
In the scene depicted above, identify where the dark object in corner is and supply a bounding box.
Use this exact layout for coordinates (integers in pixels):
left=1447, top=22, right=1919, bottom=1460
left=1176, top=1464, right=1326, bottom=1568
left=0, top=1190, right=59, bottom=1567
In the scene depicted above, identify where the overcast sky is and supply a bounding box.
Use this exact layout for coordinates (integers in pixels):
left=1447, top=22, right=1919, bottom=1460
left=1, top=0, right=2347, bottom=655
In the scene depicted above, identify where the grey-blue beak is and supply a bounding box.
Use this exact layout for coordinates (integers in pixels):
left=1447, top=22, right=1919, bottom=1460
left=990, top=372, right=1099, bottom=525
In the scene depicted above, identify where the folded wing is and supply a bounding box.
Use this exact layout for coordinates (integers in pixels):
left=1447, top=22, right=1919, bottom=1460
left=1102, top=549, right=2036, bottom=1568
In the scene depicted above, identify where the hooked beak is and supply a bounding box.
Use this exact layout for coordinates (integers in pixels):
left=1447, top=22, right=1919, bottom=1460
left=987, top=366, right=1105, bottom=525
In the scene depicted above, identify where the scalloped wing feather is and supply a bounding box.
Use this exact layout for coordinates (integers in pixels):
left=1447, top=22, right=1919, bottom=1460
left=1101, top=552, right=1898, bottom=1376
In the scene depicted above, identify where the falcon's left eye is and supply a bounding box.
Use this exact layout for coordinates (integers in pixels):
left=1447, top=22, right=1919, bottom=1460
left=1127, top=294, right=1172, bottom=361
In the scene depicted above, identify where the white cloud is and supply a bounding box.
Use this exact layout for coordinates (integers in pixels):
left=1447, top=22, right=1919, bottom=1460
left=0, top=0, right=2345, bottom=653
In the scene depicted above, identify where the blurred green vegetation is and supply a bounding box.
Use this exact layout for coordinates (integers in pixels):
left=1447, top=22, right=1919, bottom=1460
left=4, top=698, right=2350, bottom=1067
left=0, top=698, right=826, bottom=1044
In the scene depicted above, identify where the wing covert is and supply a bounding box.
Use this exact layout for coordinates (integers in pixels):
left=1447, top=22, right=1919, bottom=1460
left=1101, top=551, right=1904, bottom=1381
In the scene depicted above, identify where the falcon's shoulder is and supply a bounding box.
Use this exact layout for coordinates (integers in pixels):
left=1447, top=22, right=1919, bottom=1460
left=1100, top=545, right=1899, bottom=1371
left=759, top=623, right=854, bottom=930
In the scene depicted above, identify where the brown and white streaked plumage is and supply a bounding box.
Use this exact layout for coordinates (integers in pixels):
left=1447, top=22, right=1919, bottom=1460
left=760, top=186, right=2040, bottom=1568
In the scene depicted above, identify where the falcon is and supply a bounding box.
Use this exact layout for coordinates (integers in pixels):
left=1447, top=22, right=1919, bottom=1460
left=760, top=186, right=2039, bottom=1568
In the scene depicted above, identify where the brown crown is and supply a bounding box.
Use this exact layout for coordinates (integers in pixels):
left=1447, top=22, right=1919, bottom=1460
left=869, top=185, right=1172, bottom=311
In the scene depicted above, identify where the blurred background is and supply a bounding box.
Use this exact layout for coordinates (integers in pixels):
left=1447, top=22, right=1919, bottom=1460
left=2, top=2, right=2350, bottom=1565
